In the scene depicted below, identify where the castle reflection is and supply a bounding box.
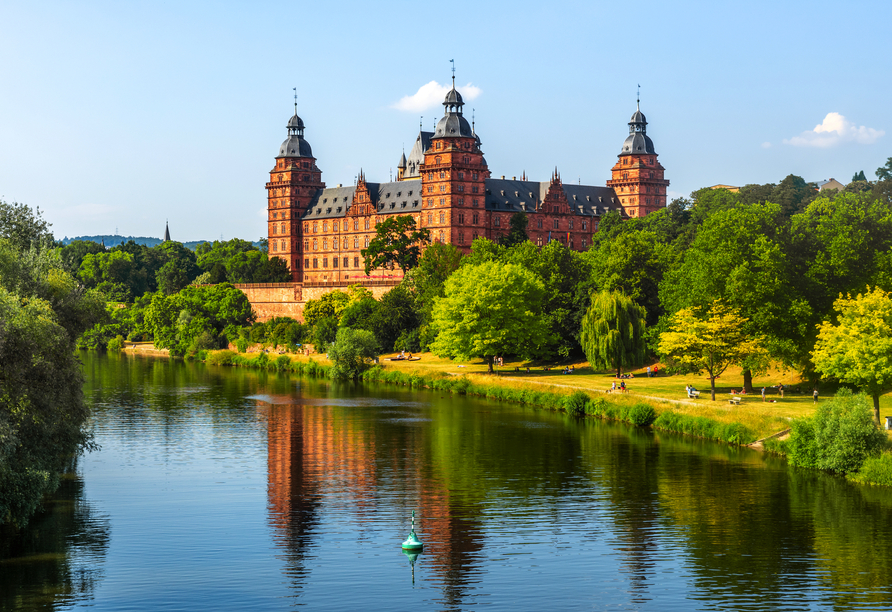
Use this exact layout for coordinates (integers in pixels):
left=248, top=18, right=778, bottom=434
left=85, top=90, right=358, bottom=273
left=261, top=398, right=485, bottom=605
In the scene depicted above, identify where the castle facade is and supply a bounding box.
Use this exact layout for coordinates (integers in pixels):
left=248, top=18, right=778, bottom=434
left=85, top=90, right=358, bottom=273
left=265, top=80, right=668, bottom=285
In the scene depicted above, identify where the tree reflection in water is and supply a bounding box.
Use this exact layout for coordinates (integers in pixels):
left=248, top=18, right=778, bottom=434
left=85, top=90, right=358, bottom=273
left=0, top=469, right=110, bottom=611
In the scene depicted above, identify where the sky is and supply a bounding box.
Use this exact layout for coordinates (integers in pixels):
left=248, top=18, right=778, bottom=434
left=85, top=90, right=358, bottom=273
left=1, top=0, right=890, bottom=242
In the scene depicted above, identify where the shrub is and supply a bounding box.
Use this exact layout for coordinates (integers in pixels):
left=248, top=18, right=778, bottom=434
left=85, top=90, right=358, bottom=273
left=851, top=452, right=892, bottom=486
left=789, top=390, right=886, bottom=474
left=206, top=350, right=236, bottom=366
left=235, top=337, right=249, bottom=353
left=721, top=422, right=753, bottom=445
left=629, top=403, right=657, bottom=426
left=106, top=335, right=125, bottom=352
left=275, top=355, right=291, bottom=371
left=564, top=390, right=590, bottom=415
left=329, top=327, right=379, bottom=380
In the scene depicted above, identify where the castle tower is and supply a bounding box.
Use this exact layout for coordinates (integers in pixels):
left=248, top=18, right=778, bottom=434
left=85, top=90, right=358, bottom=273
left=266, top=102, right=325, bottom=281
left=397, top=150, right=407, bottom=181
left=606, top=102, right=669, bottom=218
left=419, top=78, right=490, bottom=251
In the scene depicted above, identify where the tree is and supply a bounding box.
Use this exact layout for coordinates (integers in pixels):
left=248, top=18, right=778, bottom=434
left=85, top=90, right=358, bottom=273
left=0, top=200, right=55, bottom=251
left=876, top=157, right=892, bottom=182
left=579, top=291, right=647, bottom=377
left=362, top=215, right=430, bottom=274
left=812, top=287, right=892, bottom=423
left=430, top=262, right=551, bottom=372
left=499, top=212, right=529, bottom=248
left=852, top=170, right=867, bottom=182
left=328, top=327, right=379, bottom=380
left=658, top=301, right=767, bottom=401
left=368, top=285, right=419, bottom=351
left=0, top=234, right=105, bottom=527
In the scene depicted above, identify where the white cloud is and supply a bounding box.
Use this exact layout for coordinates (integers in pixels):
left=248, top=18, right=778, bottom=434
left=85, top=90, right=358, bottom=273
left=784, top=112, right=884, bottom=148
left=392, top=81, right=482, bottom=112
left=761, top=141, right=772, bottom=149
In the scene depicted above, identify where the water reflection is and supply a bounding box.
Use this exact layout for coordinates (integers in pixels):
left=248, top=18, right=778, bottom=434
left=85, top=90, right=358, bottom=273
left=0, top=472, right=110, bottom=611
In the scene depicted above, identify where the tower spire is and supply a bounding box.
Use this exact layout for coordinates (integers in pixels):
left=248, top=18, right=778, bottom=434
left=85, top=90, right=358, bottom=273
left=637, top=84, right=640, bottom=111
left=293, top=87, right=298, bottom=114
left=450, top=59, right=455, bottom=88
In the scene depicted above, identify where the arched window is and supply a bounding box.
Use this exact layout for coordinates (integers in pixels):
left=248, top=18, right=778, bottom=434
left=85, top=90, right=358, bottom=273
left=323, top=238, right=328, bottom=250
left=439, top=212, right=445, bottom=224
left=272, top=225, right=277, bottom=234
left=353, top=219, right=359, bottom=230
left=313, top=238, right=318, bottom=250
left=364, top=218, right=370, bottom=230
left=280, top=240, right=286, bottom=251
left=354, top=237, right=359, bottom=248
left=272, top=242, right=277, bottom=251
left=304, top=240, right=308, bottom=251
left=364, top=236, right=370, bottom=248
left=312, top=222, right=318, bottom=233
left=439, top=230, right=445, bottom=243
left=343, top=237, right=348, bottom=249
left=280, top=222, right=286, bottom=234
left=304, top=223, right=308, bottom=233
left=323, top=221, right=328, bottom=232
left=427, top=213, right=433, bottom=225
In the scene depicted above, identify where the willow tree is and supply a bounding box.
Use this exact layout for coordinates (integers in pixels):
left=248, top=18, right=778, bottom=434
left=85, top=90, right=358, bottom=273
left=579, top=290, right=647, bottom=377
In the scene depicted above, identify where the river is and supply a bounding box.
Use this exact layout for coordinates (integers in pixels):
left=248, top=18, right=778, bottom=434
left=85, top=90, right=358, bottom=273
left=3, top=353, right=892, bottom=611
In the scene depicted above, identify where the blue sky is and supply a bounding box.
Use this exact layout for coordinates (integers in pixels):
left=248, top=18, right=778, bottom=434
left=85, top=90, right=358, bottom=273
left=1, top=0, right=889, bottom=241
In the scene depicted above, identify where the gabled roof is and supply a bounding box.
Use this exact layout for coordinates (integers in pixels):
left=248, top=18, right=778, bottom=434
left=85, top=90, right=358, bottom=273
left=402, top=131, right=433, bottom=179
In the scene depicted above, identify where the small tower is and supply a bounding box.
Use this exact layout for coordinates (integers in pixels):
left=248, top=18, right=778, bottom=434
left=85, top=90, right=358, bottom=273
left=163, top=221, right=170, bottom=242
left=606, top=101, right=669, bottom=218
left=420, top=74, right=490, bottom=252
left=397, top=150, right=407, bottom=181
left=266, top=96, right=325, bottom=281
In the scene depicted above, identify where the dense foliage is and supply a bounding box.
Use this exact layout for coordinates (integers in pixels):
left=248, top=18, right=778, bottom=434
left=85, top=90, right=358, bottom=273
left=0, top=202, right=104, bottom=527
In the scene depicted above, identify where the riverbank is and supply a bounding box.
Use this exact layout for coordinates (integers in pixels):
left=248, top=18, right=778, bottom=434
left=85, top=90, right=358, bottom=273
left=197, top=348, right=812, bottom=443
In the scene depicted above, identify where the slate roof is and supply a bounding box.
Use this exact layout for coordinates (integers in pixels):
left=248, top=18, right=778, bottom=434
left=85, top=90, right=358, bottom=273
left=484, top=179, right=621, bottom=216
left=401, top=131, right=433, bottom=179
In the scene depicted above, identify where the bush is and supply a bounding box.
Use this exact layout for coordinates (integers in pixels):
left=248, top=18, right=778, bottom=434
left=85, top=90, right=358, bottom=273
left=789, top=390, right=886, bottom=474
left=329, top=327, right=379, bottom=380
left=851, top=452, right=892, bottom=486
left=275, top=355, right=291, bottom=371
left=235, top=337, right=249, bottom=353
left=629, top=403, right=657, bottom=426
left=106, top=335, right=125, bottom=352
left=206, top=350, right=236, bottom=366
left=564, top=390, right=590, bottom=415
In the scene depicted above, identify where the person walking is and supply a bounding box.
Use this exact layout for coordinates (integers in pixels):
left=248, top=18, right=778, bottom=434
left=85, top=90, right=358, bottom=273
left=646, top=366, right=651, bottom=378
left=761, top=387, right=766, bottom=402
left=813, top=387, right=818, bottom=403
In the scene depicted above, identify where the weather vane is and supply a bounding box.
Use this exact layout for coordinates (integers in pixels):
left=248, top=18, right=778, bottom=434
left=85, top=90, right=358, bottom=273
left=450, top=59, right=455, bottom=85
left=293, top=87, right=298, bottom=113
left=637, top=84, right=640, bottom=109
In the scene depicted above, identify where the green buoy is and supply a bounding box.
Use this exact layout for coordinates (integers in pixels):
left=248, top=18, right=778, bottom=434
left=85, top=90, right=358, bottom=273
left=401, top=510, right=423, bottom=551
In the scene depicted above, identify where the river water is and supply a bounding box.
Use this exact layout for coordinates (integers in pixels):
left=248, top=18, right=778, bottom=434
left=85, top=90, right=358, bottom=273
left=3, top=353, right=892, bottom=611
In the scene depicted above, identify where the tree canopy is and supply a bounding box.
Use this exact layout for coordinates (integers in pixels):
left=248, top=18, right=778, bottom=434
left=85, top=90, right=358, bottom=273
left=430, top=261, right=551, bottom=372
left=813, top=287, right=892, bottom=423
left=658, top=301, right=767, bottom=400
left=361, top=215, right=430, bottom=274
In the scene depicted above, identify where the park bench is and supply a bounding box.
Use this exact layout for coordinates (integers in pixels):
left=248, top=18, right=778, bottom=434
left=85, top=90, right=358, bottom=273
left=687, top=390, right=701, bottom=399
left=729, top=396, right=742, bottom=405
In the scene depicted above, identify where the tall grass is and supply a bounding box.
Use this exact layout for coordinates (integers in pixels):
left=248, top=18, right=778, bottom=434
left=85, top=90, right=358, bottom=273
left=203, top=349, right=331, bottom=377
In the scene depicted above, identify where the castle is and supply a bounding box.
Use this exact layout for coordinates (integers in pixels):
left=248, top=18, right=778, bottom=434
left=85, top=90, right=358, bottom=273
left=265, top=78, right=669, bottom=286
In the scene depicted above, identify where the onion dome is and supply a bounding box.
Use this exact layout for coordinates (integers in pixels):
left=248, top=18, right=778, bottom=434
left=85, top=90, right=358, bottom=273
left=620, top=104, right=656, bottom=155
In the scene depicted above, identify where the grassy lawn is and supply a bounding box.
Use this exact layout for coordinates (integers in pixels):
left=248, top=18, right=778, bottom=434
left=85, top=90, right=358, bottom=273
left=226, top=347, right=892, bottom=441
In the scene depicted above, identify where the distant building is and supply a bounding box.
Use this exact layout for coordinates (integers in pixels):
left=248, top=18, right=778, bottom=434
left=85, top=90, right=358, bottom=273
left=816, top=178, right=846, bottom=192
left=708, top=184, right=740, bottom=193
left=265, top=79, right=670, bottom=284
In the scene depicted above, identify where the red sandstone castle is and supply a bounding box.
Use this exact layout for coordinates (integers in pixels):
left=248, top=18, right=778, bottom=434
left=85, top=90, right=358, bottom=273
left=266, top=80, right=668, bottom=284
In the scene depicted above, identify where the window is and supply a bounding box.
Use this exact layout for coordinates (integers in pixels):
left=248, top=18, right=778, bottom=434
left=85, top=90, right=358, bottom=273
left=281, top=222, right=286, bottom=234
left=332, top=258, right=338, bottom=268
left=459, top=232, right=465, bottom=244
left=458, top=197, right=464, bottom=206
left=305, top=258, right=310, bottom=269
left=439, top=212, right=445, bottom=224
left=364, top=236, right=370, bottom=247
left=458, top=213, right=464, bottom=224
left=427, top=213, right=433, bottom=224
left=439, top=230, right=445, bottom=242
left=323, top=258, right=328, bottom=268
left=537, top=236, right=542, bottom=247
left=457, top=184, right=464, bottom=192
left=458, top=172, right=464, bottom=179
left=313, top=258, right=318, bottom=268
left=427, top=198, right=433, bottom=207
left=472, top=172, right=478, bottom=180
left=354, top=219, right=359, bottom=230
left=323, top=221, right=328, bottom=232
left=537, top=218, right=543, bottom=229
left=364, top=218, right=370, bottom=230
left=313, top=238, right=318, bottom=250
left=581, top=238, right=587, bottom=248
left=569, top=219, right=574, bottom=230
left=472, top=213, right=479, bottom=224
left=303, top=240, right=308, bottom=251
left=281, top=240, right=286, bottom=251
left=494, top=216, right=501, bottom=227
left=553, top=219, right=559, bottom=230
left=343, top=257, right=349, bottom=268
left=312, top=222, right=318, bottom=233
left=304, top=223, right=309, bottom=233
left=439, top=185, right=446, bottom=193
left=272, top=242, right=277, bottom=251
left=354, top=256, right=359, bottom=268
left=582, top=220, right=588, bottom=231
left=323, top=238, right=328, bottom=250
left=472, top=186, right=479, bottom=193
left=439, top=171, right=445, bottom=178
left=272, top=225, right=277, bottom=234
left=473, top=199, right=478, bottom=207
left=353, top=237, right=358, bottom=248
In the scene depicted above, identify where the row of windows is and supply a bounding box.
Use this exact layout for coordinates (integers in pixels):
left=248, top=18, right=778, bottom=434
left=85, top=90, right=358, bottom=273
left=305, top=257, right=360, bottom=269
left=305, top=236, right=372, bottom=251
left=532, top=218, right=588, bottom=230
left=306, top=218, right=372, bottom=234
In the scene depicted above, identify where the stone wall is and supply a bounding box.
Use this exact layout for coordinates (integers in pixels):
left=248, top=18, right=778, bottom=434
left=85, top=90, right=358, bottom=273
left=236, top=281, right=400, bottom=323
